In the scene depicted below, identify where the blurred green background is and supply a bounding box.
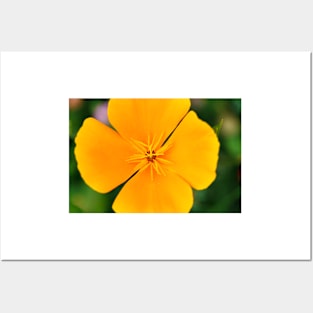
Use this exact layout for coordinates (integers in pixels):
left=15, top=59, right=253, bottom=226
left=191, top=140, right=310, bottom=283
left=69, top=99, right=241, bottom=213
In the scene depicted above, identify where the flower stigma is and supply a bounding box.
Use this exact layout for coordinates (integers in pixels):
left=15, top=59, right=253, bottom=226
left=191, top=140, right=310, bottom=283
left=145, top=149, right=157, bottom=162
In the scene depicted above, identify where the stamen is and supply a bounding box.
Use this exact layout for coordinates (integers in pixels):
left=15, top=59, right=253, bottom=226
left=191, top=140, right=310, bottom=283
left=145, top=149, right=157, bottom=162
left=156, top=161, right=166, bottom=176
left=136, top=161, right=150, bottom=174
left=151, top=132, right=164, bottom=150
left=157, top=141, right=173, bottom=154
left=133, top=159, right=149, bottom=173
left=157, top=157, right=173, bottom=165
left=128, top=138, right=149, bottom=154
left=152, top=161, right=161, bottom=175
left=126, top=135, right=173, bottom=179
left=126, top=154, right=147, bottom=163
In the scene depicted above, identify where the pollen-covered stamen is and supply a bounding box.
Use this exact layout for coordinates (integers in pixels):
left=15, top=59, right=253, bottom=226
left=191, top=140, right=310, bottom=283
left=126, top=136, right=173, bottom=179
left=145, top=149, right=157, bottom=162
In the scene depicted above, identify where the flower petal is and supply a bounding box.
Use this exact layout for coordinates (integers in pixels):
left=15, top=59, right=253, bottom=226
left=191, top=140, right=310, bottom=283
left=108, top=99, right=191, bottom=147
left=74, top=117, right=137, bottom=193
left=112, top=169, right=193, bottom=213
left=165, top=111, right=220, bottom=190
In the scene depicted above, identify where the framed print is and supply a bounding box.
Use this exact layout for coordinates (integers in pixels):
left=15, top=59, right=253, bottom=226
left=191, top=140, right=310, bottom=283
left=0, top=52, right=311, bottom=260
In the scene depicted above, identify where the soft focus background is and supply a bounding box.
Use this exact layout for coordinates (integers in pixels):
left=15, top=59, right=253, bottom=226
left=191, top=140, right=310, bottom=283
left=69, top=99, right=241, bottom=213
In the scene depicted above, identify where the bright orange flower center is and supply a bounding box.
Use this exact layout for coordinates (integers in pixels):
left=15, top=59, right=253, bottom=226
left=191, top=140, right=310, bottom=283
left=126, top=134, right=173, bottom=180
left=145, top=149, right=157, bottom=162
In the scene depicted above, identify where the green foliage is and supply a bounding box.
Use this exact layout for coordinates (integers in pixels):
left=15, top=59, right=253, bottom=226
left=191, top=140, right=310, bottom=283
left=213, top=118, right=224, bottom=135
left=190, top=99, right=241, bottom=213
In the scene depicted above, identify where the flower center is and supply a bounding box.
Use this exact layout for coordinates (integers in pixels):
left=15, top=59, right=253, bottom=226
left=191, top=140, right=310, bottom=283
left=145, top=149, right=157, bottom=162
left=126, top=134, right=173, bottom=180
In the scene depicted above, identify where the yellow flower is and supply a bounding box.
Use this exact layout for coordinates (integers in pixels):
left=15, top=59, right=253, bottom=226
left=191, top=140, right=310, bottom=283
left=74, top=99, right=220, bottom=213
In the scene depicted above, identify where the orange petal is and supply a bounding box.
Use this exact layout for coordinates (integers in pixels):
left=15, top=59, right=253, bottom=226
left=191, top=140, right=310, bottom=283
left=74, top=117, right=137, bottom=193
left=112, top=168, right=193, bottom=213
left=108, top=99, right=190, bottom=147
left=165, top=111, right=220, bottom=190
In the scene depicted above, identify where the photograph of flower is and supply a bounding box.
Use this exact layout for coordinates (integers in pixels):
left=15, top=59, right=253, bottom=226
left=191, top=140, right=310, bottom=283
left=69, top=99, right=241, bottom=213
left=3, top=52, right=308, bottom=260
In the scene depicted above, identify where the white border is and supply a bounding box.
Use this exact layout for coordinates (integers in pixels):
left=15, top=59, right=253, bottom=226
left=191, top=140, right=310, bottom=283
left=0, top=52, right=311, bottom=260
